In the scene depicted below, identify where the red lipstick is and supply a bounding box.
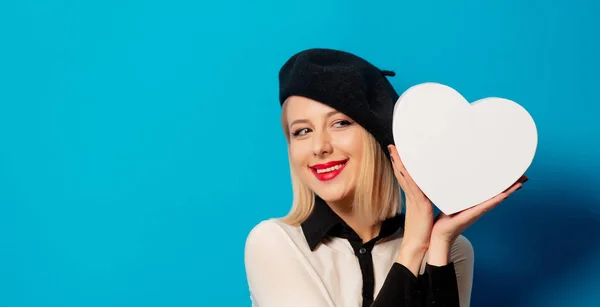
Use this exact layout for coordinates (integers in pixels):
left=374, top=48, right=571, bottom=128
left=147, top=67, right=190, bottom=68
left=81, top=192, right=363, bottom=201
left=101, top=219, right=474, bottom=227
left=310, top=159, right=349, bottom=181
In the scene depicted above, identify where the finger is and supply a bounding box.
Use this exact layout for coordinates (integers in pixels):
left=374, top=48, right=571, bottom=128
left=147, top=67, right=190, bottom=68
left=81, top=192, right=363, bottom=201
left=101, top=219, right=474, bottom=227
left=518, top=174, right=528, bottom=184
left=389, top=145, right=412, bottom=183
left=388, top=145, right=419, bottom=201
left=476, top=182, right=523, bottom=215
left=389, top=145, right=426, bottom=200
left=388, top=145, right=406, bottom=177
left=388, top=145, right=411, bottom=195
left=504, top=181, right=523, bottom=197
left=447, top=178, right=526, bottom=224
left=452, top=192, right=506, bottom=224
left=502, top=175, right=527, bottom=193
left=502, top=180, right=524, bottom=194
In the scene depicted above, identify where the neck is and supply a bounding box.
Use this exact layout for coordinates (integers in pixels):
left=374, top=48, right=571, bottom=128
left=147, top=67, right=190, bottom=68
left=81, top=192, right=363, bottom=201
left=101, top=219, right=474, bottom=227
left=327, top=197, right=381, bottom=243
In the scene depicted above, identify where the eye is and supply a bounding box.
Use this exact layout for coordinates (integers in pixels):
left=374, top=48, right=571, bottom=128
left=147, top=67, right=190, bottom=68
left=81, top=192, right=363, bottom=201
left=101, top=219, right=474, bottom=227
left=333, top=120, right=352, bottom=128
left=292, top=128, right=310, bottom=137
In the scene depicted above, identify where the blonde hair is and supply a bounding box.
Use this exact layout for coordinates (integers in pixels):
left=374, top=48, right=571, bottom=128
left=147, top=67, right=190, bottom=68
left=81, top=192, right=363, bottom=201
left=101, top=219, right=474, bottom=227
left=279, top=100, right=403, bottom=227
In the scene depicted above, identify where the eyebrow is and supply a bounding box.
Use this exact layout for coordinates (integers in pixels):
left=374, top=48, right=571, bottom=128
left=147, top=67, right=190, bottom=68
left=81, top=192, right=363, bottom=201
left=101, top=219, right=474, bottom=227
left=290, top=111, right=340, bottom=127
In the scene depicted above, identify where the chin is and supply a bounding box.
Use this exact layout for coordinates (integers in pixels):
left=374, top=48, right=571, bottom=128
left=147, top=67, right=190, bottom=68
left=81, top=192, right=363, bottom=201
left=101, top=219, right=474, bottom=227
left=312, top=183, right=353, bottom=203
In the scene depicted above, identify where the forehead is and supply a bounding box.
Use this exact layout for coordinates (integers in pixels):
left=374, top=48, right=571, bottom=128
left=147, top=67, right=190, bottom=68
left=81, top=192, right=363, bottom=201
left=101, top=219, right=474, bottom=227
left=284, top=96, right=341, bottom=120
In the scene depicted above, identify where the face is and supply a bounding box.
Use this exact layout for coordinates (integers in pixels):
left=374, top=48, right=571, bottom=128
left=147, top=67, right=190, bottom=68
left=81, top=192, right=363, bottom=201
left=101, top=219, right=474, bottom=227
left=284, top=96, right=364, bottom=204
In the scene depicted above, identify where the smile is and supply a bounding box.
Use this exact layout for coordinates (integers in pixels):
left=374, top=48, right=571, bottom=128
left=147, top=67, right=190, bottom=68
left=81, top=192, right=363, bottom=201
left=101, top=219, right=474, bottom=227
left=310, top=159, right=349, bottom=181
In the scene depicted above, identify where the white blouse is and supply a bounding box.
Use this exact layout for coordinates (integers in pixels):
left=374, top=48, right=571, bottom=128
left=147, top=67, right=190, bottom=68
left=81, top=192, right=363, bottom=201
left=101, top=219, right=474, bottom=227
left=244, top=218, right=475, bottom=307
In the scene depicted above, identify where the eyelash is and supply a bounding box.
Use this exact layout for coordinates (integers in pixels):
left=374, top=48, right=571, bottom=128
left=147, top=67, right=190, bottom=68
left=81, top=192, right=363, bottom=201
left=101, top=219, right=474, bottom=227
left=291, top=120, right=353, bottom=137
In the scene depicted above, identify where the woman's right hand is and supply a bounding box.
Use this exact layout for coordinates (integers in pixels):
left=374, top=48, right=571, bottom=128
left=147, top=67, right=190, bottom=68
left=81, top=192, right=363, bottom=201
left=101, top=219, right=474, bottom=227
left=388, top=144, right=434, bottom=275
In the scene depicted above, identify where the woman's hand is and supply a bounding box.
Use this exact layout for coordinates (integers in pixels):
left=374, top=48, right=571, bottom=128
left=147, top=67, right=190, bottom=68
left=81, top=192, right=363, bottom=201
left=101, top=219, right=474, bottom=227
left=388, top=144, right=529, bottom=270
left=388, top=145, right=434, bottom=248
left=388, top=145, right=434, bottom=275
left=430, top=175, right=528, bottom=247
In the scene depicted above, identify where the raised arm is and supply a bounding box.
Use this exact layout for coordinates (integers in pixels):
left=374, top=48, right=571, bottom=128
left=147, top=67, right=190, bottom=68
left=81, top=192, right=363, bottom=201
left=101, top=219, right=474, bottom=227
left=386, top=145, right=476, bottom=306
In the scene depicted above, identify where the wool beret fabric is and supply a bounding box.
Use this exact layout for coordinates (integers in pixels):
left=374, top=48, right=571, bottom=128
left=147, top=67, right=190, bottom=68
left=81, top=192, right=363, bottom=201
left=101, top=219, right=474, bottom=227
left=278, top=48, right=399, bottom=159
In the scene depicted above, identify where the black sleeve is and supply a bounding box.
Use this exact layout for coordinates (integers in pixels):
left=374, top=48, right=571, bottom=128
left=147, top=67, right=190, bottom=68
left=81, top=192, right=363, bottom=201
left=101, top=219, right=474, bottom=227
left=370, top=262, right=423, bottom=307
left=421, top=262, right=460, bottom=307
left=370, top=262, right=461, bottom=307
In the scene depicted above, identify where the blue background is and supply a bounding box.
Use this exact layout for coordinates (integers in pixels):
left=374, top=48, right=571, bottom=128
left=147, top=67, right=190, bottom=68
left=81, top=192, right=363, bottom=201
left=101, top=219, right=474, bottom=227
left=1, top=0, right=599, bottom=306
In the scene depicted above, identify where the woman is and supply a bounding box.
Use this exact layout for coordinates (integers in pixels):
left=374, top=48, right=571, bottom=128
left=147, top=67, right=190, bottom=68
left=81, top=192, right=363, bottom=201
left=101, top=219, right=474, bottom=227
left=244, top=48, right=526, bottom=307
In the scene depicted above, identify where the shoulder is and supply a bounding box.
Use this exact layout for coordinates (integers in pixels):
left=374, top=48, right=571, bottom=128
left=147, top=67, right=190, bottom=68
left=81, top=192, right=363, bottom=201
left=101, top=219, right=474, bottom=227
left=244, top=218, right=312, bottom=273
left=245, top=218, right=305, bottom=253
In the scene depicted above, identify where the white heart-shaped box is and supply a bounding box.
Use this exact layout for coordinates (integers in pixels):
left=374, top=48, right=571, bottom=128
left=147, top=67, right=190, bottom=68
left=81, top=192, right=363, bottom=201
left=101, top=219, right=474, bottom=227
left=392, top=82, right=538, bottom=215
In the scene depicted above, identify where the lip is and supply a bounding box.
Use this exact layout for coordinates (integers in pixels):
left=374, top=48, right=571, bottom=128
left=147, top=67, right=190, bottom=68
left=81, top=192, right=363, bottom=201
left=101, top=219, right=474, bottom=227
left=310, top=159, right=349, bottom=181
left=310, top=159, right=349, bottom=170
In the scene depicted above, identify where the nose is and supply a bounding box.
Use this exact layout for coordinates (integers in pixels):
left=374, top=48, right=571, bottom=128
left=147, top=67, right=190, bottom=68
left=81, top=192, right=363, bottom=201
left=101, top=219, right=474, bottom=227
left=312, top=130, right=333, bottom=158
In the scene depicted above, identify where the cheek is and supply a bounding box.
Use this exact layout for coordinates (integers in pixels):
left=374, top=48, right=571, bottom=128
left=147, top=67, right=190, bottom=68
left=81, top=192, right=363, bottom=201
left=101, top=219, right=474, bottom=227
left=288, top=142, right=310, bottom=168
left=333, top=131, right=363, bottom=157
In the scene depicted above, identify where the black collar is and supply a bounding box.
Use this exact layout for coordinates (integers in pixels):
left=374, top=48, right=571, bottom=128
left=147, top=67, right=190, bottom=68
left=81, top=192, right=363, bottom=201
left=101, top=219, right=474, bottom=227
left=301, top=194, right=405, bottom=251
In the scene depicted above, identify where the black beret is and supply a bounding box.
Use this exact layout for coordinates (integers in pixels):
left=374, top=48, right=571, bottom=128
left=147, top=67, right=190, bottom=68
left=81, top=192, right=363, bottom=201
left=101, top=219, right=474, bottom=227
left=278, top=48, right=399, bottom=159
